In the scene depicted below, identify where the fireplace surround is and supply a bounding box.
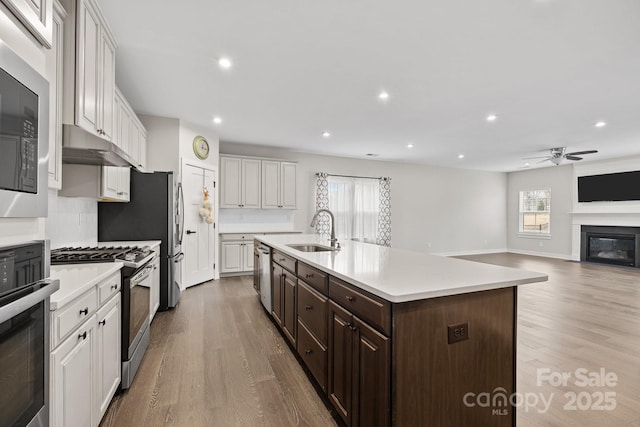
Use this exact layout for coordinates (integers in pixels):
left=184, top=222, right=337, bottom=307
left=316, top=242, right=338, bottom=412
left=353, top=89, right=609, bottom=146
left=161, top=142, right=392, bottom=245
left=580, top=225, right=640, bottom=268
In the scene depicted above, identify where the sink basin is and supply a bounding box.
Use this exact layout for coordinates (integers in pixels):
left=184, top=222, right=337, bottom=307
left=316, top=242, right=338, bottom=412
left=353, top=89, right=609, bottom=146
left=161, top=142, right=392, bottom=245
left=287, top=244, right=338, bottom=252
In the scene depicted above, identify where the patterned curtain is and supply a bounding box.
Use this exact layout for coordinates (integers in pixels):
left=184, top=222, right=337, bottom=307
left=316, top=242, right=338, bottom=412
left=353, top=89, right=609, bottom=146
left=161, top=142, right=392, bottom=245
left=377, top=178, right=392, bottom=246
left=314, top=173, right=331, bottom=238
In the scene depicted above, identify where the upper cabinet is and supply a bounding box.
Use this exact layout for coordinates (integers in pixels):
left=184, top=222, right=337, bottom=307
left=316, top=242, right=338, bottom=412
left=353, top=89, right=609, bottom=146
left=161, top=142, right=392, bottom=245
left=220, top=157, right=261, bottom=208
left=61, top=0, right=116, bottom=141
left=113, top=87, right=147, bottom=171
left=220, top=156, right=297, bottom=210
left=1, top=0, right=54, bottom=47
left=46, top=0, right=66, bottom=189
left=262, top=160, right=296, bottom=209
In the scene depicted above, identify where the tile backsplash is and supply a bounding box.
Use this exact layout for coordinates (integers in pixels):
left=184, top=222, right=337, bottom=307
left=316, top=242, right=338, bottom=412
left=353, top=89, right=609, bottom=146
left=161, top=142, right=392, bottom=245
left=46, top=189, right=97, bottom=248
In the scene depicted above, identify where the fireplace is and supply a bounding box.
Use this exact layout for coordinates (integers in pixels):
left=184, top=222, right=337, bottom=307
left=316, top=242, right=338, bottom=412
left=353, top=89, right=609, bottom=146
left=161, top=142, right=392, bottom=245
left=580, top=226, right=640, bottom=268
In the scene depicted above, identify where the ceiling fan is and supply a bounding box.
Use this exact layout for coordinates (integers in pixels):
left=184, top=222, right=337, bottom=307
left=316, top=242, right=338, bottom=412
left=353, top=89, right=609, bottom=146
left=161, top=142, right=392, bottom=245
left=523, top=147, right=598, bottom=166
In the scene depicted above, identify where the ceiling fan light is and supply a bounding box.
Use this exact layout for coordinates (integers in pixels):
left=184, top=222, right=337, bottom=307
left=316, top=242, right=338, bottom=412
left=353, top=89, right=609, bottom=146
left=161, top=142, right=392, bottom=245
left=550, top=157, right=562, bottom=166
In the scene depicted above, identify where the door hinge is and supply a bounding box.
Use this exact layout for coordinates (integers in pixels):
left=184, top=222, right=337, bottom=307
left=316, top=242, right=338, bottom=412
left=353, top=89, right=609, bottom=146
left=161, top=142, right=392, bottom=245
left=213, top=181, right=216, bottom=188
left=213, top=223, right=216, bottom=229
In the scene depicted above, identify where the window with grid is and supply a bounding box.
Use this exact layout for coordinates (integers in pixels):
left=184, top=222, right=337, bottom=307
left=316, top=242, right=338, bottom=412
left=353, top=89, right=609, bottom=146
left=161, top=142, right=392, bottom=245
left=519, top=189, right=551, bottom=234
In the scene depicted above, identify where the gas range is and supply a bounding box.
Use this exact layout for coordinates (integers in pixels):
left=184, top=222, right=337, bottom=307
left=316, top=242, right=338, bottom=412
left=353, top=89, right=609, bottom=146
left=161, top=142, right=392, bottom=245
left=51, top=246, right=153, bottom=269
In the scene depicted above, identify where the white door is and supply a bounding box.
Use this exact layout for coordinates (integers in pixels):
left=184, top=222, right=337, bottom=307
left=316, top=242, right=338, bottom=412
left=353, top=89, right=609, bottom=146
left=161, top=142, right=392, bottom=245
left=182, top=163, right=216, bottom=288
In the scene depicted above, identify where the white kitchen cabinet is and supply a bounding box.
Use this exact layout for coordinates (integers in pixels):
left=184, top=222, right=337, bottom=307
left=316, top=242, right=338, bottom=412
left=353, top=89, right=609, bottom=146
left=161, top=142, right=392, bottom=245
left=60, top=164, right=130, bottom=201
left=112, top=86, right=147, bottom=170
left=96, top=294, right=120, bottom=421
left=1, top=0, right=54, bottom=47
left=50, top=270, right=121, bottom=427
left=46, top=0, right=66, bottom=189
left=51, top=315, right=97, bottom=427
left=150, top=254, right=160, bottom=322
left=220, top=157, right=261, bottom=208
left=261, top=160, right=297, bottom=209
left=137, top=127, right=147, bottom=171
left=220, top=234, right=254, bottom=275
left=62, top=0, right=117, bottom=141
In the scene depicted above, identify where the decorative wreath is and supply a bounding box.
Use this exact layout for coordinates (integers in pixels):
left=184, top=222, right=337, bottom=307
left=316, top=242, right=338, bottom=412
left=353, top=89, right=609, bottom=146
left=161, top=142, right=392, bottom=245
left=198, top=188, right=214, bottom=224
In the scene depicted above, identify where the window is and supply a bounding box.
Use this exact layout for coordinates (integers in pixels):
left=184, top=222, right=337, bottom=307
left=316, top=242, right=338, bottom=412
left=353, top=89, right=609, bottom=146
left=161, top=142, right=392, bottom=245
left=519, top=189, right=551, bottom=234
left=327, top=176, right=380, bottom=243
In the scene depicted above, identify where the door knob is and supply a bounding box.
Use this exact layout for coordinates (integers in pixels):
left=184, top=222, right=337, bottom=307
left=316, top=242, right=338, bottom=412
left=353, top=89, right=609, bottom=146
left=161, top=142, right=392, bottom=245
left=186, top=230, right=196, bottom=235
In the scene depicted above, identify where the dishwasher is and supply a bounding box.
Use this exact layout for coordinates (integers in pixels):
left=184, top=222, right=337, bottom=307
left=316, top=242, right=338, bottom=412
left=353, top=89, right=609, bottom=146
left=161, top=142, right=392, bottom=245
left=257, top=245, right=272, bottom=312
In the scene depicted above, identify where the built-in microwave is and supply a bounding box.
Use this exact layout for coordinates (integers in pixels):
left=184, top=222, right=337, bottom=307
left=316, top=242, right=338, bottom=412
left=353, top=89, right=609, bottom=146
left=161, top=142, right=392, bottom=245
left=0, top=41, right=49, bottom=217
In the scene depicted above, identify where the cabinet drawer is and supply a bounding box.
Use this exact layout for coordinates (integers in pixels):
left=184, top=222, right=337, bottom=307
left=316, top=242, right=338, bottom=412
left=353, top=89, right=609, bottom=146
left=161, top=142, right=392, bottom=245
left=273, top=250, right=296, bottom=274
left=98, top=272, right=121, bottom=305
left=52, top=287, right=98, bottom=348
left=329, top=277, right=391, bottom=336
left=297, top=320, right=327, bottom=393
left=297, top=280, right=328, bottom=344
left=298, top=262, right=328, bottom=295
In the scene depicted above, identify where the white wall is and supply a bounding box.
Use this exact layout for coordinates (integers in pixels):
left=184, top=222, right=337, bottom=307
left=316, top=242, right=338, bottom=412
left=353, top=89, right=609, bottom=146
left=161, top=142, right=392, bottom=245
left=506, top=164, right=574, bottom=258
left=220, top=142, right=508, bottom=254
left=139, top=115, right=180, bottom=173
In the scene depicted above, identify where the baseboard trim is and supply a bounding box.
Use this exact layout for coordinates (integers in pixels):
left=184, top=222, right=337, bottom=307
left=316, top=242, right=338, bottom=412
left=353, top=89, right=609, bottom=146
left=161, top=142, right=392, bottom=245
left=506, top=249, right=574, bottom=261
left=435, top=248, right=509, bottom=257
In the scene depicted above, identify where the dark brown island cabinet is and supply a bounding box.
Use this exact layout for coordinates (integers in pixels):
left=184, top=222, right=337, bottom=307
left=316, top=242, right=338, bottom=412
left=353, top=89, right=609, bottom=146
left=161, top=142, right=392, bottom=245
left=255, top=241, right=520, bottom=427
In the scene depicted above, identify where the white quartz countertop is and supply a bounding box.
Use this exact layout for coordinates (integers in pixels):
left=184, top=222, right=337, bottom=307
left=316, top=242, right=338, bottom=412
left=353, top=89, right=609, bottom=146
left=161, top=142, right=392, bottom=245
left=50, top=262, right=123, bottom=310
left=255, top=234, right=548, bottom=303
left=98, top=240, right=161, bottom=250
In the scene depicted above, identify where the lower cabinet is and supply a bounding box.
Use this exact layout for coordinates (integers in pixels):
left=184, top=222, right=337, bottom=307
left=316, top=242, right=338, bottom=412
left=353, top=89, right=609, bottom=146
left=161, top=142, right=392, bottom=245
left=51, top=315, right=97, bottom=427
left=50, top=275, right=122, bottom=427
left=272, top=258, right=297, bottom=346
left=150, top=254, right=160, bottom=322
left=220, top=239, right=254, bottom=275
left=96, top=295, right=121, bottom=420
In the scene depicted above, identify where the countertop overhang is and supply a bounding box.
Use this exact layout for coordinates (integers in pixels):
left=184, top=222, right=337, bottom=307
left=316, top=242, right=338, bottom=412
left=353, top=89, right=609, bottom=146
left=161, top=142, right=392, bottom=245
left=255, top=234, right=548, bottom=303
left=50, top=262, right=124, bottom=310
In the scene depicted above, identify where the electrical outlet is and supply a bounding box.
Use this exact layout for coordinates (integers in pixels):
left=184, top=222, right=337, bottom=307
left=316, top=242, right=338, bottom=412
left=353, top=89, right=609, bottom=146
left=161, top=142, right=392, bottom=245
left=448, top=322, right=469, bottom=344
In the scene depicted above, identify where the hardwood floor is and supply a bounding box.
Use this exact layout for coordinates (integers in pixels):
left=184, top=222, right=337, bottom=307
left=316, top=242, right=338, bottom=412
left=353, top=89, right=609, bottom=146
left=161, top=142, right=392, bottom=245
left=101, top=254, right=640, bottom=426
left=100, top=276, right=338, bottom=427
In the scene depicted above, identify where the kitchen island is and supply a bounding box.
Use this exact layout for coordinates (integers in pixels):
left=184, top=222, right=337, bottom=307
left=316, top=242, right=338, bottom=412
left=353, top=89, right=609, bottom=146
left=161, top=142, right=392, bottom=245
left=254, top=234, right=548, bottom=427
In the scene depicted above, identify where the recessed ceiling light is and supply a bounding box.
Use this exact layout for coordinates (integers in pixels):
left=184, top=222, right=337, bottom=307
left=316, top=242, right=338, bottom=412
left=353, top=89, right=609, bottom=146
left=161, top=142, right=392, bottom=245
left=322, top=131, right=331, bottom=138
left=213, top=116, right=222, bottom=124
left=594, top=121, right=607, bottom=128
left=486, top=114, right=498, bottom=122
left=218, top=57, right=232, bottom=69
left=407, top=143, right=414, bottom=148
left=458, top=154, right=465, bottom=159
left=524, top=162, right=530, bottom=167
left=378, top=91, right=389, bottom=100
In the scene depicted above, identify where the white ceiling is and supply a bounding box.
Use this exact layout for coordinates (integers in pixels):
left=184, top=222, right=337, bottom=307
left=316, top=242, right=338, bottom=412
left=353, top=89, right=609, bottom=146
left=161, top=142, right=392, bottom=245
left=97, top=0, right=640, bottom=172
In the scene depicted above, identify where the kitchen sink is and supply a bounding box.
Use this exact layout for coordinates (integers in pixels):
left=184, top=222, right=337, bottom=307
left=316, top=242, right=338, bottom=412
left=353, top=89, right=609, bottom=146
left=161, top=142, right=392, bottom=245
left=287, top=244, right=338, bottom=252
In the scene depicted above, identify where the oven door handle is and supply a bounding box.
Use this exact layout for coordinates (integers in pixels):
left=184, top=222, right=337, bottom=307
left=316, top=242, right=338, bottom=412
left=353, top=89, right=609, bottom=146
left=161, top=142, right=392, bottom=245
left=0, top=279, right=59, bottom=324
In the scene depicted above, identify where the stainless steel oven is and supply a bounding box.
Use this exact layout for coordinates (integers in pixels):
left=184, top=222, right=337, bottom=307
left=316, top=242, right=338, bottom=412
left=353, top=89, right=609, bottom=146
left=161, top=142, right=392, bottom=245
left=0, top=42, right=49, bottom=218
left=0, top=242, right=59, bottom=427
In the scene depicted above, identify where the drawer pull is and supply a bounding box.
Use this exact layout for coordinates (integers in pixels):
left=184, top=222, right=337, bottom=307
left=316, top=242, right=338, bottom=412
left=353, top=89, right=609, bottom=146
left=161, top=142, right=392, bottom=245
left=99, top=319, right=106, bottom=326
left=305, top=349, right=313, bottom=355
left=348, top=323, right=357, bottom=331
left=345, top=296, right=355, bottom=302
left=78, top=331, right=87, bottom=340
left=305, top=305, right=313, bottom=311
left=305, top=273, right=314, bottom=279
left=79, top=307, right=89, bottom=316
left=111, top=284, right=118, bottom=290
left=278, top=258, right=286, bottom=262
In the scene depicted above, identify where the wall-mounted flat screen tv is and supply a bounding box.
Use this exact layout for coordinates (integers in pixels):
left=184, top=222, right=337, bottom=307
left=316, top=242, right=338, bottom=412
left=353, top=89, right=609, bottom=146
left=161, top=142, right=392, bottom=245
left=578, top=170, right=640, bottom=202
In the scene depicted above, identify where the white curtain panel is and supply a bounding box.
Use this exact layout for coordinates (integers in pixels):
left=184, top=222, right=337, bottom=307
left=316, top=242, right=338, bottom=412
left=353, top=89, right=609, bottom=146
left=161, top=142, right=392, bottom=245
left=315, top=173, right=391, bottom=246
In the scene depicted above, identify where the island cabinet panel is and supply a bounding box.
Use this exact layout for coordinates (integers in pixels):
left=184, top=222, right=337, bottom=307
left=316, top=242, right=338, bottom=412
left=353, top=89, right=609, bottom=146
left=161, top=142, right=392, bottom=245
left=328, top=301, right=353, bottom=425
left=297, top=280, right=328, bottom=344
left=297, top=319, right=328, bottom=392
left=271, top=263, right=283, bottom=326
left=272, top=250, right=296, bottom=275
left=329, top=276, right=391, bottom=336
left=298, top=262, right=328, bottom=294
left=282, top=272, right=297, bottom=345
left=391, top=287, right=516, bottom=427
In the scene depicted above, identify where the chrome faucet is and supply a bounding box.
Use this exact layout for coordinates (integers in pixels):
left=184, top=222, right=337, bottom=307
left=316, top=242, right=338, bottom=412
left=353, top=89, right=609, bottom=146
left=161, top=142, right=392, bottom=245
left=310, top=209, right=338, bottom=248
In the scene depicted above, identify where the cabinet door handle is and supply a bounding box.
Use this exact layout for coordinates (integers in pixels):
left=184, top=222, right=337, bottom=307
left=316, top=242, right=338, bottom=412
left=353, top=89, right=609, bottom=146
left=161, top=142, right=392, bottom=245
left=79, top=307, right=89, bottom=315
left=111, top=284, right=118, bottom=290
left=78, top=331, right=87, bottom=340
left=305, top=305, right=313, bottom=311
left=99, top=319, right=106, bottom=326
left=305, top=273, right=314, bottom=279
left=305, top=349, right=312, bottom=355
left=117, top=191, right=125, bottom=195
left=345, top=296, right=355, bottom=302
left=278, top=258, right=286, bottom=262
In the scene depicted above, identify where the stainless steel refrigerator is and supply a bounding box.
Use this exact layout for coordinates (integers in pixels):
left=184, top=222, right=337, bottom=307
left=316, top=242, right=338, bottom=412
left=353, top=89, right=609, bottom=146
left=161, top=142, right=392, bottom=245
left=98, top=170, right=184, bottom=310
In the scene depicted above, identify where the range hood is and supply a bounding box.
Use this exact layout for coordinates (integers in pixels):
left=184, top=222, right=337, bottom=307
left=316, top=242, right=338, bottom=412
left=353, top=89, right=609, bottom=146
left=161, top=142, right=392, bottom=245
left=62, top=125, right=134, bottom=167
